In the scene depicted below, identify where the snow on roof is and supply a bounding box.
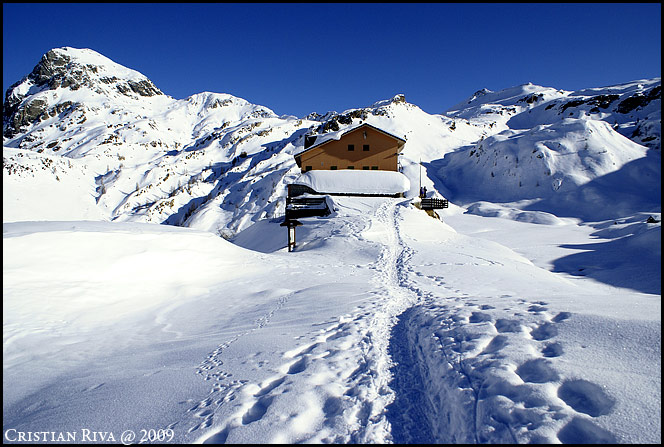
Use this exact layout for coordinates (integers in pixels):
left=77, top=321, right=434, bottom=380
left=294, top=123, right=406, bottom=157
left=292, top=170, right=410, bottom=195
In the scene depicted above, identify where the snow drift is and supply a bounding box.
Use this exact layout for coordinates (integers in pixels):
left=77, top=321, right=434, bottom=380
left=439, top=118, right=649, bottom=203
left=292, top=170, right=410, bottom=196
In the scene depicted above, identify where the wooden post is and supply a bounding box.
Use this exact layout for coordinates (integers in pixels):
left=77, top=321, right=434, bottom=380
left=280, top=219, right=302, bottom=252
left=419, top=157, right=422, bottom=197
left=289, top=226, right=296, bottom=251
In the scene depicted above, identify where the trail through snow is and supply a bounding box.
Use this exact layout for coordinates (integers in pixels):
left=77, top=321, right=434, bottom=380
left=3, top=197, right=660, bottom=444
left=187, top=197, right=650, bottom=443
left=192, top=198, right=420, bottom=444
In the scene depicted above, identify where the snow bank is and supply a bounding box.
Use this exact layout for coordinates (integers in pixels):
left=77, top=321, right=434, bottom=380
left=440, top=118, right=649, bottom=204
left=292, top=170, right=410, bottom=195
left=3, top=220, right=264, bottom=420
left=465, top=201, right=573, bottom=225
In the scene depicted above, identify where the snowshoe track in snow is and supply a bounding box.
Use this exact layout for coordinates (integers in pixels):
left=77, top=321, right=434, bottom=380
left=183, top=197, right=619, bottom=443
left=377, top=200, right=619, bottom=443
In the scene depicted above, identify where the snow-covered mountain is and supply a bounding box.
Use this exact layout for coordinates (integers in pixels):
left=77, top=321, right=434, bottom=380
left=3, top=47, right=661, bottom=232
left=3, top=48, right=661, bottom=444
left=439, top=80, right=660, bottom=219
left=445, top=79, right=661, bottom=150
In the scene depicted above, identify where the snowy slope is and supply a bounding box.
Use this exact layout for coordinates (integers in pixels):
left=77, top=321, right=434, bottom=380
left=2, top=47, right=661, bottom=445
left=3, top=147, right=105, bottom=221
left=3, top=198, right=660, bottom=443
left=3, top=47, right=305, bottom=236
left=446, top=79, right=661, bottom=150
left=439, top=118, right=650, bottom=202
left=4, top=48, right=660, bottom=236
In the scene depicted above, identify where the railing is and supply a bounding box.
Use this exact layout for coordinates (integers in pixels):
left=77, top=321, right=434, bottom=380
left=285, top=196, right=331, bottom=219
left=421, top=198, right=449, bottom=210
left=286, top=197, right=328, bottom=208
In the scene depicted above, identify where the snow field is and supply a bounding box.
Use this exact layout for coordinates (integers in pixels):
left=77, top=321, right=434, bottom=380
left=3, top=47, right=660, bottom=444
left=394, top=204, right=660, bottom=443
left=5, top=194, right=659, bottom=443
left=301, top=198, right=657, bottom=443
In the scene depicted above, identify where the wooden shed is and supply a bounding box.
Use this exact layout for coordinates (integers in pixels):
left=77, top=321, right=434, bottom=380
left=294, top=123, right=406, bottom=173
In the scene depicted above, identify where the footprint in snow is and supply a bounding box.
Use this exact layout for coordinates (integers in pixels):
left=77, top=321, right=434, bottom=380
left=286, top=356, right=308, bottom=375
left=541, top=342, right=564, bottom=357
left=481, top=334, right=509, bottom=354
left=552, top=311, right=572, bottom=323
left=557, top=379, right=616, bottom=417
left=254, top=376, right=286, bottom=397
left=528, top=304, right=548, bottom=313
left=241, top=395, right=274, bottom=425
left=201, top=425, right=231, bottom=444
left=516, top=358, right=560, bottom=383
left=284, top=342, right=320, bottom=359
left=557, top=416, right=617, bottom=443
left=530, top=322, right=558, bottom=341
left=495, top=318, right=522, bottom=333
left=469, top=311, right=493, bottom=323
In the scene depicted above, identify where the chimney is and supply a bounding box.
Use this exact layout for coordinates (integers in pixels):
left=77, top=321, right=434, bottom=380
left=304, top=134, right=317, bottom=149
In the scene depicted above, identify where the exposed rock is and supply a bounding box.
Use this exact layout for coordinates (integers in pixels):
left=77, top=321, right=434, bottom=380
left=127, top=79, right=163, bottom=97
left=616, top=86, right=660, bottom=114
left=586, top=94, right=619, bottom=109
left=4, top=98, right=48, bottom=138
left=31, top=49, right=72, bottom=85
left=518, top=93, right=544, bottom=104
left=316, top=108, right=368, bottom=133
left=560, top=99, right=586, bottom=113
left=391, top=94, right=406, bottom=104
left=3, top=47, right=164, bottom=137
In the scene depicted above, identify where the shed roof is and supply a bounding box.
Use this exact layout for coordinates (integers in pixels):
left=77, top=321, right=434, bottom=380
left=294, top=123, right=406, bottom=158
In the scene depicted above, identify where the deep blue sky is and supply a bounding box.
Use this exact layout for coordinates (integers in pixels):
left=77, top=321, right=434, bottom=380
left=3, top=3, right=661, bottom=117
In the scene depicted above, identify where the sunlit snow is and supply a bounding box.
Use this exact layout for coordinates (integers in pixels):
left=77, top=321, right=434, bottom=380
left=2, top=47, right=661, bottom=444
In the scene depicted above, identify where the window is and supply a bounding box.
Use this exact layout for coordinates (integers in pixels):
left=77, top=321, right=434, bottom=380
left=363, top=144, right=370, bottom=151
left=371, top=166, right=378, bottom=170
left=363, top=166, right=370, bottom=170
left=347, top=166, right=354, bottom=169
left=305, top=166, right=312, bottom=172
left=330, top=165, right=337, bottom=170
left=348, top=144, right=355, bottom=151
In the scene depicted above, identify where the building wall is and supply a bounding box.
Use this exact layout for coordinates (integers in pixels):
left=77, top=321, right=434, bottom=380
left=297, top=126, right=401, bottom=172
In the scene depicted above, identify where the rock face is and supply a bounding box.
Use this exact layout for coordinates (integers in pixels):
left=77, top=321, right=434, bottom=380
left=3, top=47, right=163, bottom=138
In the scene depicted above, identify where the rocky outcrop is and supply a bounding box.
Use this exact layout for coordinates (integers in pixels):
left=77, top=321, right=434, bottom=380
left=3, top=48, right=164, bottom=138
left=314, top=94, right=408, bottom=133
left=615, top=85, right=660, bottom=114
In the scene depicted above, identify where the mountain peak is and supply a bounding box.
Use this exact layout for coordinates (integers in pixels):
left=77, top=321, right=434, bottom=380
left=371, top=94, right=407, bottom=108
left=37, top=47, right=163, bottom=96
left=3, top=47, right=165, bottom=138
left=6, top=46, right=163, bottom=102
